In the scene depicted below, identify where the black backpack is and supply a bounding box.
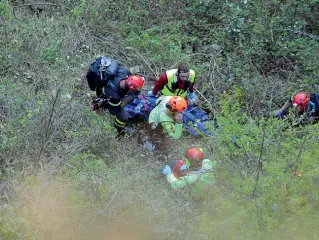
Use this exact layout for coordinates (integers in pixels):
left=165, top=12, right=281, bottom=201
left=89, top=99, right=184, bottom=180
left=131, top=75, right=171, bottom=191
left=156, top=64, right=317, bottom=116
left=310, top=93, right=319, bottom=115
left=86, top=56, right=120, bottom=91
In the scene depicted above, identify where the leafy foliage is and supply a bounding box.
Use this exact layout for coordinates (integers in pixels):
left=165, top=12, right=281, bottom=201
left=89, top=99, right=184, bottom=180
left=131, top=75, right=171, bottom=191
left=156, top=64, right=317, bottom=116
left=0, top=0, right=319, bottom=239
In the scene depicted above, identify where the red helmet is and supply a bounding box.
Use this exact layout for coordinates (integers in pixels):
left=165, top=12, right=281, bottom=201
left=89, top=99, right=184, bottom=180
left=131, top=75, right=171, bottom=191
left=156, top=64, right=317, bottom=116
left=126, top=75, right=144, bottom=91
left=169, top=159, right=188, bottom=177
left=168, top=96, right=187, bottom=112
left=292, top=92, right=310, bottom=111
left=185, top=147, right=203, bottom=162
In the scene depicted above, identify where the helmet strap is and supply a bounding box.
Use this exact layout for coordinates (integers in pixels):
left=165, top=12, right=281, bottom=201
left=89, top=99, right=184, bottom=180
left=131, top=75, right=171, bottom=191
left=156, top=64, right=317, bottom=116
left=166, top=103, right=175, bottom=113
left=120, top=79, right=127, bottom=89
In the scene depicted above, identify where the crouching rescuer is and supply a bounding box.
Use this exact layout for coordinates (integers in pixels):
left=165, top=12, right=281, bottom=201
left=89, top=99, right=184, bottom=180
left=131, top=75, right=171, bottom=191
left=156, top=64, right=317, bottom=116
left=86, top=56, right=145, bottom=134
left=148, top=96, right=187, bottom=140
left=161, top=147, right=216, bottom=198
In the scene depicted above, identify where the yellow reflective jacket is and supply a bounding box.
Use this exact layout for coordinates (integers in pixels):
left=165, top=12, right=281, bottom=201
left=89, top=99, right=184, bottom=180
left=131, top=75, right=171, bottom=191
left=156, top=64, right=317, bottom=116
left=161, top=69, right=195, bottom=97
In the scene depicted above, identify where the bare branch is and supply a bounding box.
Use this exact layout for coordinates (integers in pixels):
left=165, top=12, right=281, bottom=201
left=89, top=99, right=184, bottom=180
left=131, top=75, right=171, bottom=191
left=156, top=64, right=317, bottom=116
left=284, top=29, right=319, bottom=41
left=194, top=87, right=217, bottom=116
left=124, top=47, right=158, bottom=78
left=13, top=3, right=61, bottom=8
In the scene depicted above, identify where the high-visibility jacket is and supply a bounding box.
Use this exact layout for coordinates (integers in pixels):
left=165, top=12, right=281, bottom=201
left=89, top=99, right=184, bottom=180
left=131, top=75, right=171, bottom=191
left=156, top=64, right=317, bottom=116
left=166, top=159, right=215, bottom=194
left=148, top=96, right=183, bottom=140
left=161, top=69, right=196, bottom=97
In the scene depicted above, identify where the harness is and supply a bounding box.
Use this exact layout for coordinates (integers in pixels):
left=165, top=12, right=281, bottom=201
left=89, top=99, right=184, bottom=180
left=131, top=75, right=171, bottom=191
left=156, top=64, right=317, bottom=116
left=186, top=168, right=212, bottom=186
left=100, top=76, right=129, bottom=107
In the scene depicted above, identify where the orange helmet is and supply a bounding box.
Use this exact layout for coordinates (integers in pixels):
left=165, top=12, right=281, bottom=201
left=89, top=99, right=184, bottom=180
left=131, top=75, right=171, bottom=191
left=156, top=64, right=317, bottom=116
left=126, top=75, right=144, bottom=91
left=292, top=92, right=310, bottom=111
left=185, top=147, right=203, bottom=162
left=167, top=96, right=187, bottom=112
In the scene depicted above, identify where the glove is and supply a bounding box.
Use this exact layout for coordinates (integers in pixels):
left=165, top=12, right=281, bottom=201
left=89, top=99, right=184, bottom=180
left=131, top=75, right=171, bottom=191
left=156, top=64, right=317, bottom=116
left=274, top=110, right=283, bottom=118
left=187, top=99, right=195, bottom=105
left=230, top=138, right=240, bottom=149
left=179, top=164, right=189, bottom=173
left=142, top=140, right=155, bottom=152
left=148, top=91, right=155, bottom=96
left=91, top=97, right=103, bottom=110
left=97, top=98, right=106, bottom=107
left=161, top=165, right=172, bottom=176
left=187, top=92, right=197, bottom=105
left=174, top=112, right=183, bottom=123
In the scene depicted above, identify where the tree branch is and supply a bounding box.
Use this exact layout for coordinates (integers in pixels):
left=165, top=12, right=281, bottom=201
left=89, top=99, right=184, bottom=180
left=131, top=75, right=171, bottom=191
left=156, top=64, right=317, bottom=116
left=13, top=3, right=61, bottom=8
left=284, top=29, right=319, bottom=41
left=252, top=125, right=266, bottom=198
left=124, top=47, right=158, bottom=78
left=194, top=87, right=217, bottom=116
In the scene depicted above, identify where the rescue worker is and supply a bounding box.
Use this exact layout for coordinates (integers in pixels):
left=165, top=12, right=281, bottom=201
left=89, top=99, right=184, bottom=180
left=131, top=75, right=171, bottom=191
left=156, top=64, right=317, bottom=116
left=274, top=91, right=319, bottom=124
left=148, top=63, right=198, bottom=105
left=148, top=96, right=187, bottom=140
left=87, top=56, right=145, bottom=134
left=161, top=147, right=216, bottom=195
left=92, top=74, right=144, bottom=134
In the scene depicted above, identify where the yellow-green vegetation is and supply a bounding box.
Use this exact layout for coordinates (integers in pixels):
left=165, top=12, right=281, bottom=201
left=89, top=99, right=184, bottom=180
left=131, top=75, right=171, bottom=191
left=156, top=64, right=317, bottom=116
left=1, top=0, right=319, bottom=239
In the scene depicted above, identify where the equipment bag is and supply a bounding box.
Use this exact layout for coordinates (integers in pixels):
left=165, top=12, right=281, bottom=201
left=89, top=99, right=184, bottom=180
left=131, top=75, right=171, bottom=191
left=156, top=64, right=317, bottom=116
left=310, top=93, right=319, bottom=115
left=87, top=56, right=119, bottom=91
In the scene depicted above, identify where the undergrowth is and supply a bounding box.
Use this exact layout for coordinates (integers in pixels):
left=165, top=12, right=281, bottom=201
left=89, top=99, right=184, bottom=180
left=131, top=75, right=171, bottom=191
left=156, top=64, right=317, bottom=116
left=1, top=0, right=319, bottom=239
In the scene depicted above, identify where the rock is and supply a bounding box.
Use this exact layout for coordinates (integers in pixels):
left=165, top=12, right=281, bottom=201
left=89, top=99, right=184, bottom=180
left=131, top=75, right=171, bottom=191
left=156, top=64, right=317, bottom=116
left=209, top=44, right=222, bottom=54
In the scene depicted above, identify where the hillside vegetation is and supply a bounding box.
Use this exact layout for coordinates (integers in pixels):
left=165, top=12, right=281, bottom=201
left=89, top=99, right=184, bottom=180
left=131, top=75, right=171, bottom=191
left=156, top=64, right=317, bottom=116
left=1, top=0, right=319, bottom=239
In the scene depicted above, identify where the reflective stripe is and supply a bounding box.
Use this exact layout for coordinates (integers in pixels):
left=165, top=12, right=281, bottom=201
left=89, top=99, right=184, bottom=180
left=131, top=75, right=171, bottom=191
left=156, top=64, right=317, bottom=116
left=97, top=87, right=122, bottom=107
left=115, top=117, right=125, bottom=125
left=114, top=121, right=125, bottom=128
left=114, top=122, right=125, bottom=128
left=108, top=100, right=121, bottom=106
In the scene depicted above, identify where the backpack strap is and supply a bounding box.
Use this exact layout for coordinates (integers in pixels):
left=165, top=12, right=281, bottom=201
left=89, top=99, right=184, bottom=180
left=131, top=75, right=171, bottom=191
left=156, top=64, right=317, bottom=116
left=186, top=168, right=208, bottom=186
left=310, top=93, right=319, bottom=113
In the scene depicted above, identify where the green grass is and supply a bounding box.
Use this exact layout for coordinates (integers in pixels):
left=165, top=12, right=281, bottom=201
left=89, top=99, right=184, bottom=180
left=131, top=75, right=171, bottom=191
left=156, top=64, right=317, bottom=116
left=1, top=0, right=319, bottom=239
